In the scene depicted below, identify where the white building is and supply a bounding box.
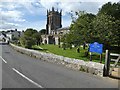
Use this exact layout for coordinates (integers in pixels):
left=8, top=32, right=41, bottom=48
left=0, top=32, right=9, bottom=43
left=6, top=29, right=23, bottom=41
left=0, top=33, right=5, bottom=41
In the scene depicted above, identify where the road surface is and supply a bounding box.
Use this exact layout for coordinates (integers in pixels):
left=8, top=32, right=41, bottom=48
left=1, top=44, right=119, bottom=88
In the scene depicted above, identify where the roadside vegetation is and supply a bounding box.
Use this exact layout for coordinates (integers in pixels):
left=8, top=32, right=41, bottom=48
left=12, top=2, right=120, bottom=64
left=62, top=2, right=120, bottom=50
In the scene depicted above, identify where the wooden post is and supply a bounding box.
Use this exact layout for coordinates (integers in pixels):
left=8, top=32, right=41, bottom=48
left=103, top=50, right=110, bottom=76
left=90, top=52, right=92, bottom=61
left=100, top=54, right=102, bottom=63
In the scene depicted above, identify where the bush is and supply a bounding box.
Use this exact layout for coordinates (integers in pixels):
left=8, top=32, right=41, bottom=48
left=20, top=36, right=35, bottom=48
left=62, top=43, right=66, bottom=50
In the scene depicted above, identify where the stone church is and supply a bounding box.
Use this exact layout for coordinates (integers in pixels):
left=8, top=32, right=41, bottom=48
left=42, top=7, right=70, bottom=45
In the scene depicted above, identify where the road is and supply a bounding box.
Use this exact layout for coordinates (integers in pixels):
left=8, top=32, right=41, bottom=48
left=1, top=44, right=119, bottom=88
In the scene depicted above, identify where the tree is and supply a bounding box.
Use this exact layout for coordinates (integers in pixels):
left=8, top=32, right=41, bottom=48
left=32, top=32, right=42, bottom=45
left=24, top=28, right=38, bottom=37
left=61, top=33, right=73, bottom=49
left=98, top=2, right=120, bottom=20
left=39, top=29, right=46, bottom=35
left=92, top=14, right=120, bottom=47
left=20, top=28, right=40, bottom=48
left=20, top=36, right=35, bottom=48
left=96, top=1, right=120, bottom=47
left=69, top=13, right=96, bottom=45
left=68, top=2, right=120, bottom=48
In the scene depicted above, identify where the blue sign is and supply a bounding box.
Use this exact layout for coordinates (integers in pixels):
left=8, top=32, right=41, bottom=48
left=89, top=42, right=103, bottom=54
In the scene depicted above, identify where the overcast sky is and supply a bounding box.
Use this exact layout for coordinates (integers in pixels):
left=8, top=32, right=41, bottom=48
left=0, top=0, right=119, bottom=31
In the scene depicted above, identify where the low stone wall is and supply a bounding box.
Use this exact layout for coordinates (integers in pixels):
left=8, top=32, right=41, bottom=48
left=10, top=44, right=104, bottom=76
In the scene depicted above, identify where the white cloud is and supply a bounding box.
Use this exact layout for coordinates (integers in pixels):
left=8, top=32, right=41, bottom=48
left=0, top=20, right=20, bottom=30
left=18, top=20, right=46, bottom=31
left=1, top=0, right=34, bottom=2
left=1, top=10, right=25, bottom=22
left=0, top=8, right=25, bottom=31
left=0, top=0, right=119, bottom=31
left=40, top=1, right=81, bottom=15
left=2, top=3, right=17, bottom=10
left=40, top=0, right=119, bottom=3
left=2, top=11, right=22, bottom=18
left=1, top=0, right=42, bottom=14
left=40, top=0, right=119, bottom=15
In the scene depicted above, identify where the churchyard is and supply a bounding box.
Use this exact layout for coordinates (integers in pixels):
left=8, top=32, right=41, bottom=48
left=32, top=44, right=106, bottom=64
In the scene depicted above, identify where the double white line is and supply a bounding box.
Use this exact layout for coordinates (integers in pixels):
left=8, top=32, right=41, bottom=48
left=0, top=56, right=44, bottom=88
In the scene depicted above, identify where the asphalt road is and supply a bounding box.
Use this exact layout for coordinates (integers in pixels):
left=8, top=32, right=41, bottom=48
left=1, top=44, right=119, bottom=88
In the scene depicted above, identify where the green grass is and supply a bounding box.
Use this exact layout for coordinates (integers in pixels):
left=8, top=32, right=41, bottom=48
left=32, top=45, right=43, bottom=50
left=33, top=44, right=106, bottom=63
left=11, top=43, right=120, bottom=65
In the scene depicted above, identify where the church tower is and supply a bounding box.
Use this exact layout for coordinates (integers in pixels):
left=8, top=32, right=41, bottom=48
left=46, top=7, right=62, bottom=35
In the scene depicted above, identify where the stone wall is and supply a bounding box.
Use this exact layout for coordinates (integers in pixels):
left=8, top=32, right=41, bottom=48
left=10, top=44, right=104, bottom=76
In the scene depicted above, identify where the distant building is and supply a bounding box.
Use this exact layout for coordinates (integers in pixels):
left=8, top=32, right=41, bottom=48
left=42, top=7, right=70, bottom=45
left=6, top=29, right=23, bottom=41
left=0, top=32, right=9, bottom=42
left=0, top=32, right=5, bottom=41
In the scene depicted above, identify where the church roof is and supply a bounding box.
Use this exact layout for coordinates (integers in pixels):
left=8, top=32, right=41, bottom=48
left=57, top=26, right=70, bottom=31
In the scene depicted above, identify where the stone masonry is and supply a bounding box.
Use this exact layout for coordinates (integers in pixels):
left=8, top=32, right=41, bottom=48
left=10, top=44, right=104, bottom=76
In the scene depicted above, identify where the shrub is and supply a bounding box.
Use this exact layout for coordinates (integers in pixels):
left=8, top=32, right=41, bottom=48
left=20, top=36, right=35, bottom=48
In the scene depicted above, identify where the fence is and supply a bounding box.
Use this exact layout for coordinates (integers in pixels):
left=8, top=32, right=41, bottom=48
left=103, top=50, right=120, bottom=77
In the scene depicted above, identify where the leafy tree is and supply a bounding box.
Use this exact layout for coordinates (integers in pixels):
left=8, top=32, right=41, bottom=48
left=96, top=2, right=120, bottom=46
left=98, top=2, right=120, bottom=20
left=61, top=33, right=73, bottom=49
left=92, top=14, right=120, bottom=47
left=20, top=36, right=35, bottom=48
left=12, top=37, right=19, bottom=45
left=24, top=28, right=38, bottom=37
left=95, top=1, right=120, bottom=47
left=68, top=2, right=120, bottom=48
left=39, top=29, right=46, bottom=35
left=20, top=28, right=41, bottom=48
left=69, top=13, right=96, bottom=45
left=32, top=32, right=42, bottom=45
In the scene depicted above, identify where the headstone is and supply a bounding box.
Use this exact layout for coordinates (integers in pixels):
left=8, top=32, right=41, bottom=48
left=77, top=47, right=80, bottom=53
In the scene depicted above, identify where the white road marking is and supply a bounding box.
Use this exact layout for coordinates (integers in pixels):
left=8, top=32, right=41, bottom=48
left=12, top=68, right=44, bottom=88
left=0, top=56, right=44, bottom=88
left=0, top=56, right=7, bottom=63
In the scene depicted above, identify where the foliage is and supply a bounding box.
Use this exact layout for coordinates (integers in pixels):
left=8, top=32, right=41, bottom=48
left=66, top=1, right=120, bottom=49
left=24, top=28, right=38, bottom=37
left=12, top=37, right=20, bottom=45
left=98, top=2, right=120, bottom=20
left=69, top=13, right=96, bottom=45
left=20, top=35, right=35, bottom=48
left=39, top=29, right=46, bottom=35
left=92, top=14, right=120, bottom=47
left=32, top=32, right=42, bottom=45
left=97, top=2, right=120, bottom=46
left=20, top=28, right=42, bottom=48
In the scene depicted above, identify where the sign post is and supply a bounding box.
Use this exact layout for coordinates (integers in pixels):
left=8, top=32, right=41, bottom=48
left=103, top=50, right=110, bottom=76
left=90, top=52, right=92, bottom=61
left=89, top=42, right=103, bottom=62
left=100, top=54, right=102, bottom=63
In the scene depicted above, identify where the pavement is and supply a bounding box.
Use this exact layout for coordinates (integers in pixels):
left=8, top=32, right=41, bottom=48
left=1, top=44, right=119, bottom=88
